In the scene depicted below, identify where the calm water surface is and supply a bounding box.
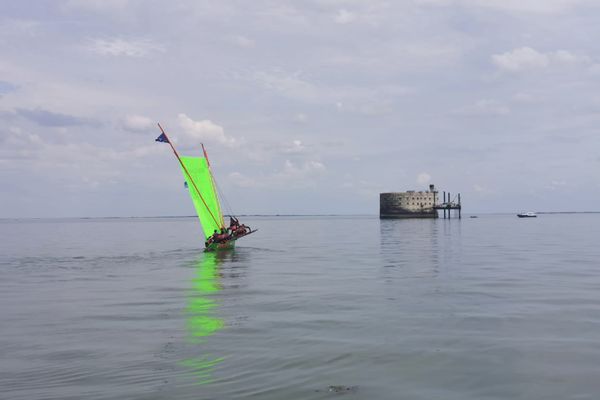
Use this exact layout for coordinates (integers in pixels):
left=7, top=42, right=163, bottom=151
left=1, top=215, right=600, bottom=399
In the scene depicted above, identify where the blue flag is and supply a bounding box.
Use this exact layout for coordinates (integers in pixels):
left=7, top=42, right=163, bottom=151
left=155, top=133, right=169, bottom=143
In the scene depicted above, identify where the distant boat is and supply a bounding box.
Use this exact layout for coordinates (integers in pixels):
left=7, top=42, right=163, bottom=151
left=517, top=212, right=537, bottom=218
left=155, top=123, right=257, bottom=251
left=469, top=215, right=478, bottom=218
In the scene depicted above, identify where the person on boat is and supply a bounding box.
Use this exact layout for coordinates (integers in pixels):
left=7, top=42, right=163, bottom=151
left=235, top=223, right=250, bottom=236
left=227, top=216, right=249, bottom=237
left=211, top=229, right=226, bottom=244
left=214, top=227, right=229, bottom=243
left=228, top=217, right=239, bottom=235
left=206, top=229, right=218, bottom=246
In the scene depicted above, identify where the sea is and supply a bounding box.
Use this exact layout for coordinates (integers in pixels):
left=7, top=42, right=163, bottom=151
left=1, top=214, right=600, bottom=400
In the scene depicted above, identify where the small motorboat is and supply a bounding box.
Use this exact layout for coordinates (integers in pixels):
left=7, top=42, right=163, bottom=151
left=517, top=212, right=537, bottom=218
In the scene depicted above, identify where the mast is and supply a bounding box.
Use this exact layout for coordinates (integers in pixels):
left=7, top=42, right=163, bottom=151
left=157, top=123, right=224, bottom=231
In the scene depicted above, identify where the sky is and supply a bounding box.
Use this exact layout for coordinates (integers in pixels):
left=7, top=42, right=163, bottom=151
left=1, top=0, right=599, bottom=217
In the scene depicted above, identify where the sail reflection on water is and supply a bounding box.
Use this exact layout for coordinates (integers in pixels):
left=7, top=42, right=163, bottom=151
left=180, top=252, right=225, bottom=384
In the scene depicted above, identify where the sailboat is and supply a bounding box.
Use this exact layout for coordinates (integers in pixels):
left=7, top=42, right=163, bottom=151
left=155, top=123, right=256, bottom=251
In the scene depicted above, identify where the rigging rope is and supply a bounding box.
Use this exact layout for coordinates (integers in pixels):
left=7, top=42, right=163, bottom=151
left=213, top=176, right=236, bottom=218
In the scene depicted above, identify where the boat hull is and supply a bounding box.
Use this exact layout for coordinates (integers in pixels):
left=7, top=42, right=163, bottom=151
left=517, top=214, right=537, bottom=218
left=205, top=240, right=236, bottom=252
left=203, top=229, right=257, bottom=252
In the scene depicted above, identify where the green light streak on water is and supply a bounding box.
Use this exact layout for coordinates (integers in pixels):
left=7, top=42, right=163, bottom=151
left=186, top=315, right=225, bottom=338
left=191, top=277, right=220, bottom=293
left=182, top=252, right=226, bottom=384
left=185, top=298, right=217, bottom=313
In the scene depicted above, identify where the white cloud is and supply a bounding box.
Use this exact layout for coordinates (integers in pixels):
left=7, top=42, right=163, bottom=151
left=454, top=99, right=510, bottom=116
left=177, top=113, right=236, bottom=147
left=88, top=38, right=165, bottom=57
left=294, top=113, right=308, bottom=123
left=253, top=70, right=321, bottom=103
left=0, top=124, right=162, bottom=191
left=122, top=115, right=154, bottom=132
left=547, top=180, right=568, bottom=190
left=418, top=0, right=593, bottom=14
left=334, top=9, right=357, bottom=24
left=480, top=0, right=591, bottom=13
left=276, top=159, right=325, bottom=182
left=283, top=140, right=305, bottom=154
left=339, top=176, right=383, bottom=198
left=355, top=100, right=393, bottom=116
left=226, top=35, right=256, bottom=48
left=588, top=64, right=600, bottom=75
left=0, top=58, right=159, bottom=115
left=255, top=4, right=309, bottom=29
left=473, top=184, right=493, bottom=195
left=229, top=159, right=326, bottom=189
left=1, top=126, right=44, bottom=153
left=249, top=139, right=311, bottom=162
left=553, top=50, right=582, bottom=64
left=398, top=42, right=461, bottom=62
left=512, top=92, right=537, bottom=103
left=228, top=171, right=257, bottom=188
left=62, top=0, right=132, bottom=13
left=0, top=19, right=39, bottom=40
left=250, top=70, right=405, bottom=115
left=492, top=47, right=549, bottom=71
left=492, top=47, right=587, bottom=72
left=416, top=172, right=431, bottom=186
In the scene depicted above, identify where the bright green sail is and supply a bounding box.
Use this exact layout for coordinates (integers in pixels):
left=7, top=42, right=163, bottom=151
left=179, top=156, right=224, bottom=238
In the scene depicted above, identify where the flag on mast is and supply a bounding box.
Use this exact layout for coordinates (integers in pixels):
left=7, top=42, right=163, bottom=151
left=155, top=133, right=169, bottom=143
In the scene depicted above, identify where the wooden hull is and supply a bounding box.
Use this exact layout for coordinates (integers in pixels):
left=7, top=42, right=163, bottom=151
left=205, top=239, right=237, bottom=252
left=204, top=229, right=257, bottom=252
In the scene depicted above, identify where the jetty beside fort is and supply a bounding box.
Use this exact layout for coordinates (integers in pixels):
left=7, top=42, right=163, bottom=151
left=380, top=184, right=462, bottom=219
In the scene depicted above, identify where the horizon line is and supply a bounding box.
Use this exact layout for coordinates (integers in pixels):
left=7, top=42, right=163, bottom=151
left=2, top=211, right=600, bottom=220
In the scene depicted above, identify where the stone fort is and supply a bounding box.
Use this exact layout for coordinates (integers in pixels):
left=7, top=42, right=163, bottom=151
left=380, top=184, right=439, bottom=219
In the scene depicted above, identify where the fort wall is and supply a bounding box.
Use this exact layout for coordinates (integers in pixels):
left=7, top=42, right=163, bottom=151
left=380, top=189, right=438, bottom=219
